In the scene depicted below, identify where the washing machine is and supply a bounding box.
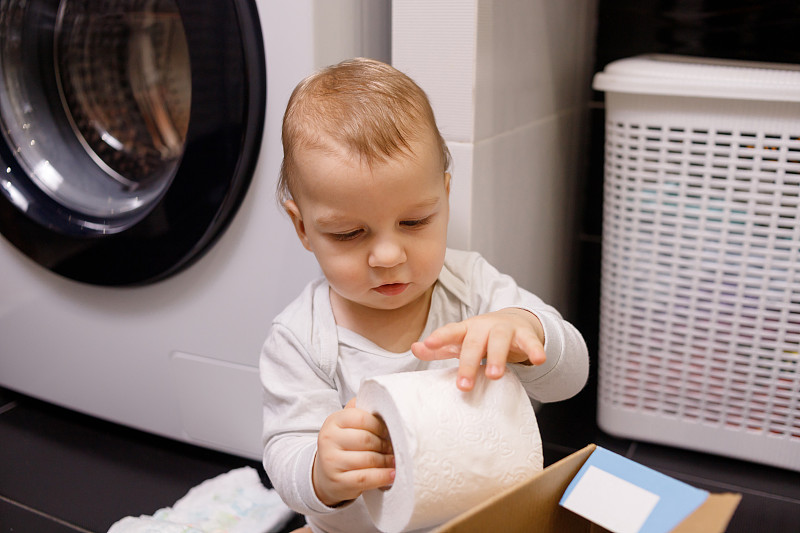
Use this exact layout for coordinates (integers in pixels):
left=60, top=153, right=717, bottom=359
left=0, top=0, right=390, bottom=459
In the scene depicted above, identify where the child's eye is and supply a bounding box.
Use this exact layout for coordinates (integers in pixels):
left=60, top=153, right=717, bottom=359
left=401, top=216, right=433, bottom=228
left=331, top=229, right=363, bottom=241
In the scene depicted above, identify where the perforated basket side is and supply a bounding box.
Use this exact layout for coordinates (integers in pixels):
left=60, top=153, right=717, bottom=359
left=597, top=92, right=800, bottom=471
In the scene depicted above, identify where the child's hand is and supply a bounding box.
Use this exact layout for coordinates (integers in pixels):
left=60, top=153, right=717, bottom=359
left=312, top=398, right=395, bottom=507
left=411, top=308, right=546, bottom=391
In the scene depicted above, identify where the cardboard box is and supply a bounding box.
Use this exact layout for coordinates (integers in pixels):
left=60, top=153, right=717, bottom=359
left=435, top=444, right=741, bottom=533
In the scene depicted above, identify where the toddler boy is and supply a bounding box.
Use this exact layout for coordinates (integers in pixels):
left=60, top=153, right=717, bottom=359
left=260, top=58, right=588, bottom=533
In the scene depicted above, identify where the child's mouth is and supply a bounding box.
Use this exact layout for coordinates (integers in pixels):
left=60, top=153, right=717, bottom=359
left=373, top=283, right=409, bottom=296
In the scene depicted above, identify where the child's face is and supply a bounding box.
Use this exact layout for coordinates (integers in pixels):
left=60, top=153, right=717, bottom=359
left=285, top=134, right=450, bottom=315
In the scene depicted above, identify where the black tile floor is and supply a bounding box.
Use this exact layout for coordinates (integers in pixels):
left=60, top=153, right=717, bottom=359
left=2, top=383, right=799, bottom=532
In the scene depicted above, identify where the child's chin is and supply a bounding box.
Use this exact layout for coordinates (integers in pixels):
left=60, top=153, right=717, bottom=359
left=365, top=295, right=415, bottom=311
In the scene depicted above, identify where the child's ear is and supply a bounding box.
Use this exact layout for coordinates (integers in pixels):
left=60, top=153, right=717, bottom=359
left=444, top=172, right=451, bottom=194
left=284, top=200, right=312, bottom=252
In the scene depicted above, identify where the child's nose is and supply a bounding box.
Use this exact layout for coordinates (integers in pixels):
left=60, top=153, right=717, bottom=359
left=368, top=236, right=407, bottom=268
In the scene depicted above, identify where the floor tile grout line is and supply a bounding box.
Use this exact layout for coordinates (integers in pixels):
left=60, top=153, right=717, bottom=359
left=0, top=493, right=96, bottom=533
left=652, top=468, right=800, bottom=505
left=626, top=441, right=638, bottom=459
left=0, top=400, right=18, bottom=416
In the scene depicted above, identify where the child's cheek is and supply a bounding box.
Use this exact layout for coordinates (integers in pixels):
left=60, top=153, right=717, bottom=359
left=327, top=256, right=366, bottom=290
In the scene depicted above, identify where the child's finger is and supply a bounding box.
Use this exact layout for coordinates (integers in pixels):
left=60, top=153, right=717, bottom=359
left=333, top=447, right=395, bottom=473
left=485, top=324, right=514, bottom=379
left=410, top=340, right=461, bottom=361
left=455, top=328, right=488, bottom=391
left=514, top=328, right=546, bottom=365
left=335, top=427, right=393, bottom=455
left=420, top=321, right=468, bottom=350
left=342, top=402, right=391, bottom=440
left=342, top=465, right=396, bottom=494
left=314, top=454, right=395, bottom=504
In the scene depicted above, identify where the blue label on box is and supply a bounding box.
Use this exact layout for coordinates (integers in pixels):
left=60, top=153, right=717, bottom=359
left=559, top=447, right=708, bottom=533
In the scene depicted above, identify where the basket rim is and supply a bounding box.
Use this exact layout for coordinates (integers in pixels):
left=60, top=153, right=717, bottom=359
left=593, top=54, right=800, bottom=103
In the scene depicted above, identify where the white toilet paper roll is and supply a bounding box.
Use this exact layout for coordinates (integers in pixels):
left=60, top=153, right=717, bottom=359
left=358, top=367, right=543, bottom=533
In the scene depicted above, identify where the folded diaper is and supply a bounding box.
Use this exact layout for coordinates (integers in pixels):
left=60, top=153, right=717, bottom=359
left=107, top=467, right=294, bottom=533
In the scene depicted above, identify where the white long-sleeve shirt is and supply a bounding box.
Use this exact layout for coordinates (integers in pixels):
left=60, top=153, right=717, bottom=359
left=260, top=249, right=588, bottom=533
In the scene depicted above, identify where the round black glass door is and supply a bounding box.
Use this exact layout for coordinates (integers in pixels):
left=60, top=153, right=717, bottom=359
left=0, top=0, right=265, bottom=285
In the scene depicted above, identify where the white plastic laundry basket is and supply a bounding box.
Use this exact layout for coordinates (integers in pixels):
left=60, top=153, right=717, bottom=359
left=593, top=55, right=800, bottom=471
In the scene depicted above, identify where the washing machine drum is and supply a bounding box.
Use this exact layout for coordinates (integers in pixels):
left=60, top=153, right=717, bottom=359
left=0, top=0, right=265, bottom=285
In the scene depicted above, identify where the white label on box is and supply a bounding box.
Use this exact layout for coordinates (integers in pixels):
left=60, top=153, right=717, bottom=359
left=561, top=465, right=660, bottom=533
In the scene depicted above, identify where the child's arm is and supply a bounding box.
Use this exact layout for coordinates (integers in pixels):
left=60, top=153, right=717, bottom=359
left=412, top=307, right=546, bottom=391
left=312, top=398, right=395, bottom=507
left=412, top=250, right=589, bottom=398
left=262, top=319, right=394, bottom=514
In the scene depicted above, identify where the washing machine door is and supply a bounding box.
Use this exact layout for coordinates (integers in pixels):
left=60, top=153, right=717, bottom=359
left=0, top=0, right=265, bottom=285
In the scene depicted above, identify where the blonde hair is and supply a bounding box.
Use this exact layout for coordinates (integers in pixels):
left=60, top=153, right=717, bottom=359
left=277, top=57, right=451, bottom=204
